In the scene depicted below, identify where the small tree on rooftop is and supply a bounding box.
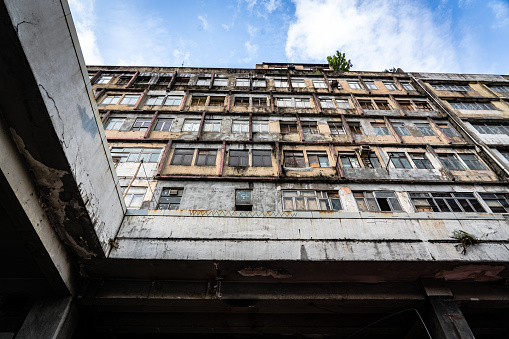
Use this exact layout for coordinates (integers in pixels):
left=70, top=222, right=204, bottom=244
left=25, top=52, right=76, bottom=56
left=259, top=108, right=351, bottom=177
left=327, top=51, right=353, bottom=72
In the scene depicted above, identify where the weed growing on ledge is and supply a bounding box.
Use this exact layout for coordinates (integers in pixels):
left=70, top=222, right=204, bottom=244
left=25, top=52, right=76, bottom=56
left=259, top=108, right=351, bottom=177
left=451, top=230, right=479, bottom=255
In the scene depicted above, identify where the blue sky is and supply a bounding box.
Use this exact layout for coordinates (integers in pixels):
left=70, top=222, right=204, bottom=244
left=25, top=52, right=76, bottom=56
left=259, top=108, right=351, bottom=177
left=69, top=0, right=509, bottom=74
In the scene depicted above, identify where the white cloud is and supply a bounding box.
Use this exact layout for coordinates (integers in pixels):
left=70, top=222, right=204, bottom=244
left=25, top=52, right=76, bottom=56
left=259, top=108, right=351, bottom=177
left=198, top=15, right=209, bottom=30
left=263, top=0, right=282, bottom=13
left=222, top=24, right=231, bottom=31
left=458, top=0, right=474, bottom=8
left=68, top=0, right=103, bottom=64
left=285, top=0, right=458, bottom=72
left=242, top=41, right=258, bottom=63
left=248, top=24, right=258, bottom=37
left=488, top=1, right=509, bottom=28
left=245, top=0, right=258, bottom=10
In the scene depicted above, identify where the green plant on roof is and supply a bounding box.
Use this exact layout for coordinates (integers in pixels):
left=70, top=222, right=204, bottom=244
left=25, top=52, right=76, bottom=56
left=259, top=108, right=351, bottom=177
left=451, top=230, right=479, bottom=255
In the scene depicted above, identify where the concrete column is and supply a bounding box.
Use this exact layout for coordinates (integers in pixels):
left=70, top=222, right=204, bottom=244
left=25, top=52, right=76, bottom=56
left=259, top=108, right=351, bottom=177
left=15, top=296, right=77, bottom=339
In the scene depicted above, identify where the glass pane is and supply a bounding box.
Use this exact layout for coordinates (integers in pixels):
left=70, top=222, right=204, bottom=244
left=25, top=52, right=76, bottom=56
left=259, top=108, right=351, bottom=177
left=330, top=199, right=342, bottom=210
left=356, top=198, right=368, bottom=211
left=283, top=197, right=294, bottom=210
left=457, top=199, right=474, bottom=212
left=307, top=198, right=318, bottom=210
left=446, top=199, right=462, bottom=212
left=367, top=198, right=379, bottom=211
left=295, top=197, right=305, bottom=210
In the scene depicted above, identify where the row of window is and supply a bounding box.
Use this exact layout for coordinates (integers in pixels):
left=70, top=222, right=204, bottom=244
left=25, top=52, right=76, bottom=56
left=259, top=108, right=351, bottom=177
left=124, top=185, right=509, bottom=214
left=432, top=83, right=509, bottom=94
left=472, top=123, right=509, bottom=136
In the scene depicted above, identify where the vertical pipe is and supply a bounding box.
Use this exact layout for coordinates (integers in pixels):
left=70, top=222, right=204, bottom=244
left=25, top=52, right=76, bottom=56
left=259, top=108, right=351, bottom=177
left=197, top=111, right=206, bottom=140
left=330, top=144, right=344, bottom=178
left=226, top=91, right=231, bottom=112
left=167, top=71, right=177, bottom=90
left=296, top=114, right=305, bottom=142
left=323, top=73, right=332, bottom=93
left=350, top=94, right=364, bottom=115
left=209, top=72, right=215, bottom=90
left=133, top=89, right=147, bottom=110
left=312, top=93, right=322, bottom=113
left=126, top=71, right=139, bottom=88
left=180, top=89, right=189, bottom=112
left=249, top=112, right=253, bottom=141
left=100, top=110, right=111, bottom=123
left=275, top=141, right=282, bottom=177
left=89, top=70, right=102, bottom=85
left=144, top=111, right=159, bottom=139
left=218, top=141, right=226, bottom=176
left=156, top=140, right=173, bottom=176
left=341, top=115, right=354, bottom=143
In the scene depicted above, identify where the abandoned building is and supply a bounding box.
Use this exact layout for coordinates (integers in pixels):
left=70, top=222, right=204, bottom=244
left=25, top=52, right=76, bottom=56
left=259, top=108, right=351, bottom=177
left=1, top=0, right=509, bottom=338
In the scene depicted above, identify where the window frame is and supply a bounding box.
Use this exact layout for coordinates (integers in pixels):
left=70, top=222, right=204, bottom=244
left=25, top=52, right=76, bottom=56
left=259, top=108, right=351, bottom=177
left=282, top=190, right=342, bottom=211
left=171, top=149, right=194, bottom=166
left=409, top=192, right=485, bottom=213
left=158, top=188, right=184, bottom=210
left=354, top=191, right=402, bottom=212
left=195, top=149, right=217, bottom=166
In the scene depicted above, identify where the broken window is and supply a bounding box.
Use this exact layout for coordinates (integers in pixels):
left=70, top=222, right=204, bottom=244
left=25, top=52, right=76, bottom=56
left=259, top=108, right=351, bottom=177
left=234, top=97, right=250, bottom=107
left=349, top=122, right=363, bottom=136
left=120, top=94, right=141, bottom=106
left=398, top=101, right=414, bottom=111
left=96, top=75, right=112, bottom=84
left=409, top=153, right=434, bottom=169
left=307, top=151, right=329, bottom=167
left=236, top=78, right=250, bottom=87
left=339, top=153, right=360, bottom=168
left=438, top=154, right=466, bottom=171
left=196, top=78, right=211, bottom=86
left=153, top=118, right=173, bottom=132
left=123, top=187, right=147, bottom=209
left=284, top=151, right=305, bottom=167
left=292, top=79, right=306, bottom=88
left=375, top=101, right=392, bottom=110
left=252, top=97, right=267, bottom=107
left=100, top=94, right=122, bottom=106
left=402, top=82, right=415, bottom=91
left=415, top=123, right=436, bottom=137
left=203, top=120, right=221, bottom=132
left=132, top=118, right=152, bottom=131
left=105, top=118, right=125, bottom=130
left=280, top=122, right=298, bottom=134
left=365, top=152, right=382, bottom=168
left=450, top=102, right=497, bottom=110
left=301, top=122, right=319, bottom=134
left=459, top=154, right=487, bottom=170
left=208, top=96, right=225, bottom=107
left=354, top=191, right=402, bottom=212
left=253, top=79, right=266, bottom=87
left=359, top=100, right=375, bottom=110
left=252, top=121, right=269, bottom=133
left=252, top=150, right=272, bottom=167
left=437, top=124, right=459, bottom=137
left=276, top=98, right=293, bottom=107
left=392, top=123, right=410, bottom=136
left=232, top=120, right=249, bottom=133
left=328, top=122, right=345, bottom=135
left=146, top=96, right=165, bottom=106
left=115, top=76, right=132, bottom=85
left=110, top=147, right=162, bottom=163
left=164, top=96, right=182, bottom=106
left=158, top=188, right=183, bottom=210
left=372, top=123, right=391, bottom=135
left=171, top=149, right=194, bottom=166
left=295, top=98, right=312, bottom=108
left=389, top=152, right=412, bottom=169
left=313, top=80, right=327, bottom=88
left=182, top=119, right=201, bottom=132
left=383, top=81, right=398, bottom=90
left=175, top=77, right=190, bottom=86
left=236, top=190, right=253, bottom=211
left=409, top=192, right=485, bottom=213
left=195, top=150, right=217, bottom=166
left=213, top=78, right=228, bottom=86
left=157, top=76, right=172, bottom=86
left=365, top=81, right=378, bottom=90
left=274, top=77, right=289, bottom=87
left=433, top=84, right=472, bottom=91
left=135, top=76, right=151, bottom=85
left=191, top=96, right=207, bottom=106
left=336, top=99, right=352, bottom=109
left=282, top=190, right=342, bottom=211
left=320, top=99, right=335, bottom=108
left=348, top=81, right=362, bottom=89
left=414, top=101, right=432, bottom=111
left=229, top=150, right=249, bottom=167
left=479, top=193, right=509, bottom=213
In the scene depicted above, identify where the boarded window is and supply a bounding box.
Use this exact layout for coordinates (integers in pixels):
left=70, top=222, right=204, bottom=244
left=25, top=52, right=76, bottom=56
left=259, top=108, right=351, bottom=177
left=307, top=151, right=329, bottom=167
left=191, top=96, right=207, bottom=106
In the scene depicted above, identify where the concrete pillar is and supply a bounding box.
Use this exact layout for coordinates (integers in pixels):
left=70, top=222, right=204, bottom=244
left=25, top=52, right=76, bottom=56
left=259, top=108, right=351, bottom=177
left=15, top=296, right=77, bottom=339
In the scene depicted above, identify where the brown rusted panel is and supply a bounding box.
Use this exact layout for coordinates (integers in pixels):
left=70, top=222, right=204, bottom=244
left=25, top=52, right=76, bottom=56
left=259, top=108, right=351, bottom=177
left=323, top=73, right=332, bottom=93
left=330, top=144, right=344, bottom=178
left=144, top=111, right=159, bottom=139
left=312, top=93, right=322, bottom=113
left=295, top=114, right=305, bottom=142
left=133, top=89, right=147, bottom=110
left=196, top=111, right=206, bottom=140
left=100, top=110, right=111, bottom=123
left=180, top=89, right=189, bottom=112
left=270, top=91, right=275, bottom=112
left=219, top=141, right=226, bottom=176
left=209, top=72, right=215, bottom=90
left=126, top=71, right=139, bottom=88
left=167, top=71, right=177, bottom=90
left=94, top=88, right=106, bottom=101
left=89, top=70, right=102, bottom=85
left=249, top=112, right=253, bottom=141
left=275, top=141, right=282, bottom=177
left=287, top=73, right=292, bottom=92
left=156, top=140, right=173, bottom=176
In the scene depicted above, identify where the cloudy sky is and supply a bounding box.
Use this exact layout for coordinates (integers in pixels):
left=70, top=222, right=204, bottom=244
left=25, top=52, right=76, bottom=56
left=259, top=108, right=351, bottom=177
left=69, top=0, right=509, bottom=74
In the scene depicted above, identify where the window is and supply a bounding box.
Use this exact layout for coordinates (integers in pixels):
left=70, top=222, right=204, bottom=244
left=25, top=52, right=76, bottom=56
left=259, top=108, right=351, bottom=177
left=276, top=98, right=292, bottom=107
left=409, top=192, right=485, bottom=213
left=146, top=96, right=165, bottom=106
left=280, top=122, right=298, bottom=134
left=292, top=79, right=306, bottom=88
left=158, top=188, right=183, bottom=210
left=375, top=101, right=392, bottom=110
left=328, top=122, right=345, bottom=135
left=252, top=150, right=272, bottom=167
left=195, top=150, right=217, bottom=166
left=365, top=81, right=378, bottom=90
left=234, top=97, right=250, bottom=107
left=450, top=102, right=497, bottom=110
left=253, top=79, right=266, bottom=87
left=402, top=82, right=415, bottom=91
left=171, top=149, right=194, bottom=165
left=348, top=81, right=362, bottom=89
left=433, top=84, right=472, bottom=91
left=132, top=118, right=152, bottom=131
left=313, top=80, right=327, bottom=88
left=214, top=78, right=228, bottom=86
left=100, top=95, right=122, bottom=106
left=164, top=96, right=182, bottom=106
left=437, top=124, right=459, bottom=137
left=295, top=98, right=312, bottom=108
left=232, top=120, right=249, bottom=133
left=110, top=147, right=162, bottom=163
left=438, top=154, right=466, bottom=171
left=416, top=123, right=436, bottom=136
left=490, top=86, right=509, bottom=93
left=236, top=78, right=250, bottom=87
left=398, top=101, right=414, bottom=111
left=209, top=96, right=225, bottom=106
left=359, top=100, right=375, bottom=110
left=96, top=75, right=112, bottom=84
left=301, top=122, right=319, bottom=134
left=320, top=99, right=335, bottom=108
left=182, top=119, right=201, bottom=132
left=153, top=118, right=173, bottom=131
left=472, top=124, right=509, bottom=135
left=365, top=153, right=382, bottom=168
left=502, top=152, right=509, bottom=162
left=284, top=151, right=305, bottom=167
left=157, top=76, right=172, bottom=86
left=236, top=190, right=252, bottom=211
left=479, top=193, right=509, bottom=213
left=120, top=94, right=141, bottom=106
left=252, top=121, right=269, bottom=133
left=392, top=123, right=410, bottom=136
left=229, top=150, right=249, bottom=166
left=175, top=77, right=190, bottom=86
left=252, top=97, right=267, bottom=107
left=116, top=76, right=131, bottom=85
left=191, top=96, right=207, bottom=106
left=414, top=101, right=432, bottom=111
left=307, top=151, right=329, bottom=167
left=339, top=153, right=360, bottom=168
left=105, top=118, right=125, bottom=130
left=282, top=190, right=342, bottom=211
left=123, top=187, right=146, bottom=209
left=383, top=81, right=398, bottom=90
left=135, top=76, right=151, bottom=85
left=372, top=123, right=391, bottom=135
left=389, top=152, right=412, bottom=169
left=274, top=77, right=288, bottom=87
left=354, top=191, right=402, bottom=212
left=203, top=120, right=221, bottom=132
left=336, top=99, right=352, bottom=109
left=196, top=78, right=211, bottom=86
left=409, top=153, right=434, bottom=169
left=349, top=122, right=363, bottom=136
left=459, top=154, right=486, bottom=170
